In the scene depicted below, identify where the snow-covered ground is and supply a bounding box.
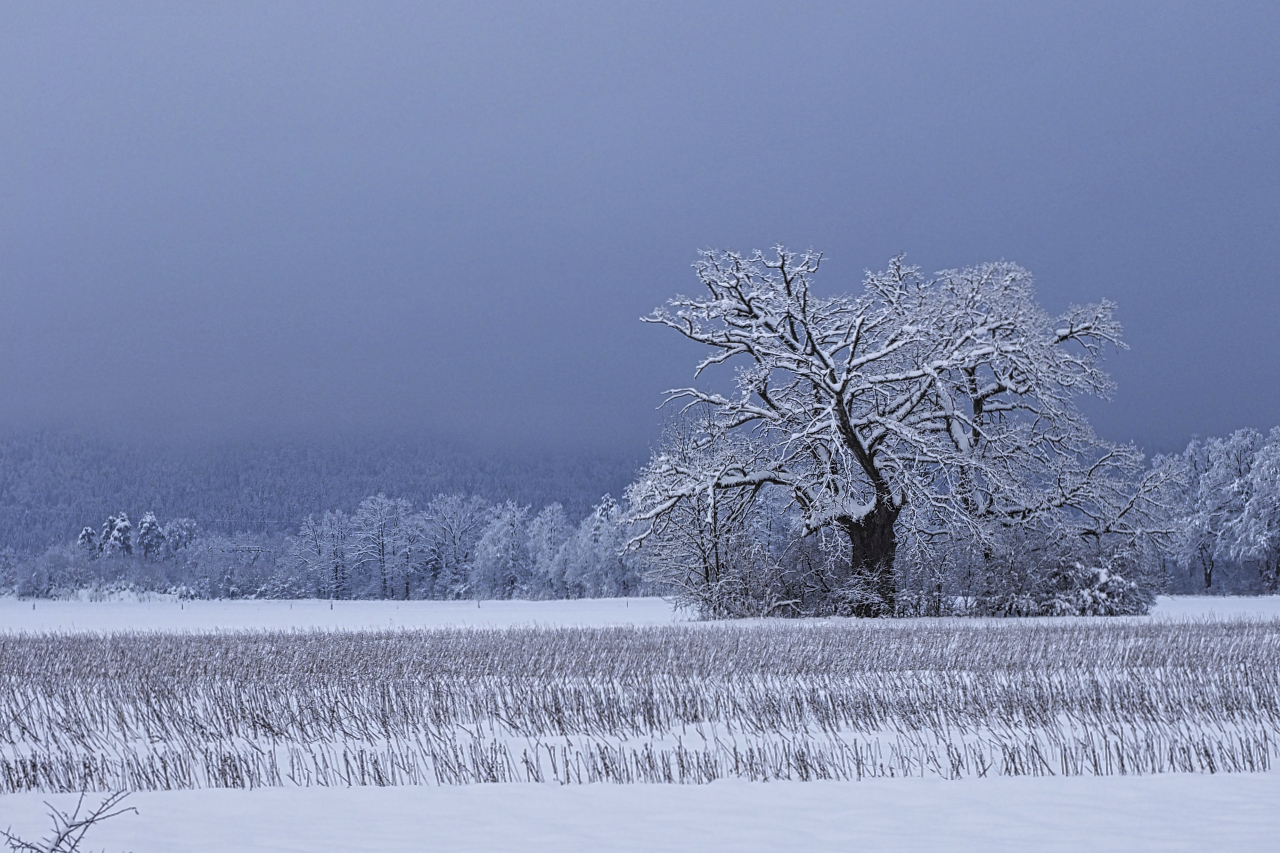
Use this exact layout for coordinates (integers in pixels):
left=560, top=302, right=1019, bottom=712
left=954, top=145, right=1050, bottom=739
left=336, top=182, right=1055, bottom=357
left=5, top=595, right=1280, bottom=851
left=2, top=594, right=1279, bottom=633
left=2, top=774, right=1277, bottom=853
left=1147, top=595, right=1280, bottom=619
left=0, top=596, right=685, bottom=633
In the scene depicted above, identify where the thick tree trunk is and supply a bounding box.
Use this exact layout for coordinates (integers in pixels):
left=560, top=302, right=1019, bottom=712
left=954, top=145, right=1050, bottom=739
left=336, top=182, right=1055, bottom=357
left=837, top=499, right=900, bottom=617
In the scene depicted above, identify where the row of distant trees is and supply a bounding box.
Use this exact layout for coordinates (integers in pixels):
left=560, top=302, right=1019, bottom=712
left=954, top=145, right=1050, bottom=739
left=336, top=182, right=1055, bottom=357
left=0, top=493, right=643, bottom=601
left=1163, top=427, right=1280, bottom=593
left=1, top=421, right=1273, bottom=609
left=284, top=493, right=642, bottom=600
left=0, top=431, right=636, bottom=552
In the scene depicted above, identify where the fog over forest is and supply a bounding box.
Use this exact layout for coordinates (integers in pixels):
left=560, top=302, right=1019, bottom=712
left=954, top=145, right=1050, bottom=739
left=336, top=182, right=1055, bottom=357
left=2, top=4, right=1278, bottom=612
left=0, top=430, right=639, bottom=552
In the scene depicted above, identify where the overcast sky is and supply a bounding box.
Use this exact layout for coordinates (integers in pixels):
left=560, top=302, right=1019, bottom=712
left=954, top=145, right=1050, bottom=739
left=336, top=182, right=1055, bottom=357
left=2, top=1, right=1277, bottom=456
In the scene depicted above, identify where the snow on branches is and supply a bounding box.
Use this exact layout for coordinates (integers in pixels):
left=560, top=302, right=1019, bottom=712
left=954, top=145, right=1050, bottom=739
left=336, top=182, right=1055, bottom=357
left=630, top=247, right=1167, bottom=616
left=1170, top=427, right=1280, bottom=592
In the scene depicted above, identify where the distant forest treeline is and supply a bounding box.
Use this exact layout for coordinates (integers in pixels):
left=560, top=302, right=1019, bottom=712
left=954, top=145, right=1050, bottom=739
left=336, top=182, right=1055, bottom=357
left=0, top=430, right=641, bottom=553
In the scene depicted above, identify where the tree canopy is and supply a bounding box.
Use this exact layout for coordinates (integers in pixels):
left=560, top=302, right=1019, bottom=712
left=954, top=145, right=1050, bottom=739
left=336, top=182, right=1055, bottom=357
left=629, top=247, right=1169, bottom=616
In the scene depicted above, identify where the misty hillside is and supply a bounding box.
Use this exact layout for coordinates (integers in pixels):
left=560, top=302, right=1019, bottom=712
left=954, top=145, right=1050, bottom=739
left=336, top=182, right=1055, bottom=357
left=0, top=431, right=641, bottom=552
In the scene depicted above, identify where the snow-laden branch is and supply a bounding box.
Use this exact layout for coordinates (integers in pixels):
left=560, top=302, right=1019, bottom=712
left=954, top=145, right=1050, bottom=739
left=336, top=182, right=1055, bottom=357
left=629, top=246, right=1152, bottom=616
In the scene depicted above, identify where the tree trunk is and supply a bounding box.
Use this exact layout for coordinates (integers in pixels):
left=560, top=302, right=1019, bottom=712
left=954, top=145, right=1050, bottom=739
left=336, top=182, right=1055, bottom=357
left=1261, top=554, right=1279, bottom=594
left=837, top=499, right=900, bottom=617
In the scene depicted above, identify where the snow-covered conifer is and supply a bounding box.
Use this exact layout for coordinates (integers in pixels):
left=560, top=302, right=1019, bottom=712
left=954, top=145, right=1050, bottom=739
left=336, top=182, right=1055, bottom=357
left=100, top=512, right=133, bottom=557
left=99, top=516, right=116, bottom=553
left=136, top=511, right=166, bottom=561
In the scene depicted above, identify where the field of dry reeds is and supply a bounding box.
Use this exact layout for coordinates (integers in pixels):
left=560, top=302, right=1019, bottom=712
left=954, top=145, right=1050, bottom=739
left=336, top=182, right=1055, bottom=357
left=3, top=618, right=1279, bottom=792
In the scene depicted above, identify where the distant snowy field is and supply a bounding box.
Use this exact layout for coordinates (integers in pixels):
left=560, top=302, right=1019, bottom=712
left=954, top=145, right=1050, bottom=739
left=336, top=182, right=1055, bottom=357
left=5, top=596, right=1280, bottom=852
left=2, top=594, right=1280, bottom=633
left=0, top=595, right=683, bottom=633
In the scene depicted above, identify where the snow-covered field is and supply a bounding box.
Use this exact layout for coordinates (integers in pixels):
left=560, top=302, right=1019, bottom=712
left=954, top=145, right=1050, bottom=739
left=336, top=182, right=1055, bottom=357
left=4, top=595, right=1280, bottom=852
left=0, top=595, right=684, bottom=633
left=3, top=594, right=1280, bottom=633
left=3, top=774, right=1277, bottom=852
left=1146, top=595, right=1280, bottom=619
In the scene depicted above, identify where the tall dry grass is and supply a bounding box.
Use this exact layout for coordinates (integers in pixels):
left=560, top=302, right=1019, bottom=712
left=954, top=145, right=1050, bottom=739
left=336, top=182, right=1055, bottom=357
left=3, top=619, right=1279, bottom=791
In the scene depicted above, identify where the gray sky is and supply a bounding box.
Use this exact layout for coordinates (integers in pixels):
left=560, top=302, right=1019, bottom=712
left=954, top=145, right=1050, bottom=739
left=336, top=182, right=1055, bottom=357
left=2, top=1, right=1277, bottom=456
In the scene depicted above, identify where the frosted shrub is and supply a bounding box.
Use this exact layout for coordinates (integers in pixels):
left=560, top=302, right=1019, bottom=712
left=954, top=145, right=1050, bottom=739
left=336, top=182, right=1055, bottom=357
left=958, top=532, right=1156, bottom=617
left=1042, top=560, right=1150, bottom=616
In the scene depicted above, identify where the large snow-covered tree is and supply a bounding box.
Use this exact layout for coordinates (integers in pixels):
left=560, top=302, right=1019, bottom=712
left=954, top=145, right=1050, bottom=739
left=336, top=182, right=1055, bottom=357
left=631, top=247, right=1164, bottom=616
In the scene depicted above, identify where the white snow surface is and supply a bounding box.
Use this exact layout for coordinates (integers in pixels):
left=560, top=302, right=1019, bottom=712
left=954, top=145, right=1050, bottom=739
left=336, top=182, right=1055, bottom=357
left=1146, top=595, right=1280, bottom=619
left=0, top=596, right=685, bottom=633
left=2, top=594, right=1280, bottom=634
left=2, top=774, right=1278, bottom=853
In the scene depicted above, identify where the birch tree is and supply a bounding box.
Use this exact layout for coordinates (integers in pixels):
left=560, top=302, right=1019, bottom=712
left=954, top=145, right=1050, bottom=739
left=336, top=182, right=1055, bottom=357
left=561, top=495, right=643, bottom=598
left=289, top=510, right=352, bottom=599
